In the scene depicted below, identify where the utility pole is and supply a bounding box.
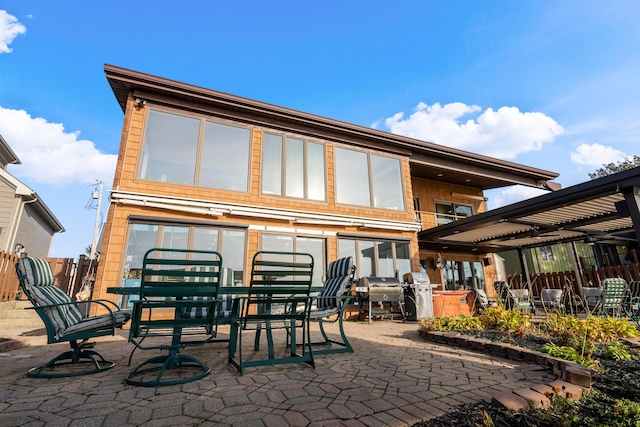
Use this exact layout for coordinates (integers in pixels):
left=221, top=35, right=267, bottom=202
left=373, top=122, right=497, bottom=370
left=89, top=181, right=103, bottom=260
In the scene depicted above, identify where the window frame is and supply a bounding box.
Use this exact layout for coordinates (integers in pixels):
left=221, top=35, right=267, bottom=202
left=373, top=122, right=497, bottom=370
left=539, top=245, right=555, bottom=261
left=260, top=131, right=327, bottom=202
left=338, top=237, right=412, bottom=279
left=334, top=146, right=406, bottom=211
left=434, top=201, right=474, bottom=225
left=137, top=106, right=252, bottom=193
left=121, top=220, right=248, bottom=287
left=259, top=232, right=327, bottom=286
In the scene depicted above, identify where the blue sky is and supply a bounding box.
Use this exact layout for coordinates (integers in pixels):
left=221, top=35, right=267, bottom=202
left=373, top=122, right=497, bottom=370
left=1, top=1, right=638, bottom=258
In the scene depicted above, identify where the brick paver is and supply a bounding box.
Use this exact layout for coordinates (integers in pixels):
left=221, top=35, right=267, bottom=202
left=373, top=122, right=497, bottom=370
left=0, top=321, right=557, bottom=426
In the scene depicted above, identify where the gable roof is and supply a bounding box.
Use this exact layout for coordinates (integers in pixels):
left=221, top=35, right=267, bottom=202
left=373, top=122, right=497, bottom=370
left=0, top=134, right=21, bottom=168
left=418, top=166, right=640, bottom=253
left=0, top=168, right=65, bottom=232
left=104, top=64, right=559, bottom=191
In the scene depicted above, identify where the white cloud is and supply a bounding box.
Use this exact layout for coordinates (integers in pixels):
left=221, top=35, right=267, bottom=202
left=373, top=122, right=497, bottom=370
left=0, top=10, right=26, bottom=54
left=380, top=102, right=564, bottom=159
left=570, top=143, right=628, bottom=167
left=0, top=107, right=117, bottom=186
left=487, top=185, right=549, bottom=210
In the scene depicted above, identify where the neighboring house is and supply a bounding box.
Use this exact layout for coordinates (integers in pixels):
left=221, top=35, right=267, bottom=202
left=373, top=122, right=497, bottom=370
left=94, top=64, right=559, bottom=303
left=0, top=134, right=65, bottom=258
left=499, top=241, right=633, bottom=277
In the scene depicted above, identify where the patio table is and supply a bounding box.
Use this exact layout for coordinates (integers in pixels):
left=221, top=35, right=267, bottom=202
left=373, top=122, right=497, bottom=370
left=107, top=285, right=324, bottom=362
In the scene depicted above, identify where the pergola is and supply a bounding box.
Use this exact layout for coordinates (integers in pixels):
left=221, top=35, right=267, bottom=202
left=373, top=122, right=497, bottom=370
left=418, top=166, right=640, bottom=294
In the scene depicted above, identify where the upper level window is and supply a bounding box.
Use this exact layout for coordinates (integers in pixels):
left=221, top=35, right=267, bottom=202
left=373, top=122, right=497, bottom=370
left=261, top=133, right=325, bottom=201
left=435, top=202, right=473, bottom=225
left=140, top=110, right=199, bottom=185
left=200, top=121, right=250, bottom=191
left=139, top=109, right=250, bottom=192
left=334, top=147, right=405, bottom=211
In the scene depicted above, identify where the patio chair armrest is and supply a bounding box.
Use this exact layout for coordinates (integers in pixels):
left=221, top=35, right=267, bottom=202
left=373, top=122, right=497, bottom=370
left=25, top=300, right=79, bottom=310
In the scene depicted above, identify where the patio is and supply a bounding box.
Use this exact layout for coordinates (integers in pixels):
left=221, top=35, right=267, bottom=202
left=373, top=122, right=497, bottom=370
left=0, top=320, right=555, bottom=427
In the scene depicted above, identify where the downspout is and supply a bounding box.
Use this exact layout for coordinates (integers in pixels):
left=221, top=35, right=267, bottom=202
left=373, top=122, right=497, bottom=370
left=7, top=195, right=38, bottom=253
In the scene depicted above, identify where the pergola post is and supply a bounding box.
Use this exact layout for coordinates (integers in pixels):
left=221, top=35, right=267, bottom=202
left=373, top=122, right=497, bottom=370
left=517, top=248, right=533, bottom=297
left=623, top=186, right=640, bottom=243
left=569, top=241, right=584, bottom=298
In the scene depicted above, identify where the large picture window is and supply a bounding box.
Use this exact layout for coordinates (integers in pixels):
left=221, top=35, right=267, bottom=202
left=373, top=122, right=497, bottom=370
left=122, top=222, right=247, bottom=286
left=200, top=121, right=250, bottom=191
left=338, top=238, right=411, bottom=279
left=334, top=147, right=405, bottom=211
left=139, top=109, right=251, bottom=192
left=261, top=133, right=326, bottom=201
left=139, top=110, right=199, bottom=185
left=261, top=233, right=325, bottom=286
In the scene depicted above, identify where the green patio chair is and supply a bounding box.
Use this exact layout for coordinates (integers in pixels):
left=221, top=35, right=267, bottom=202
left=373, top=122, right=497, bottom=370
left=293, top=256, right=355, bottom=355
left=228, top=251, right=314, bottom=374
left=15, top=256, right=131, bottom=378
left=126, top=248, right=223, bottom=386
left=596, top=278, right=628, bottom=317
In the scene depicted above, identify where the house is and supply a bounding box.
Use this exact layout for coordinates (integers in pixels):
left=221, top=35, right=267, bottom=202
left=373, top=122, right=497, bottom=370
left=0, top=134, right=65, bottom=258
left=94, top=64, right=559, bottom=309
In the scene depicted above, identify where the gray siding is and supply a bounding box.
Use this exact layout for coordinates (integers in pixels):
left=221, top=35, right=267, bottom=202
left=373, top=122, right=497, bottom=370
left=14, top=203, right=55, bottom=257
left=0, top=177, right=19, bottom=252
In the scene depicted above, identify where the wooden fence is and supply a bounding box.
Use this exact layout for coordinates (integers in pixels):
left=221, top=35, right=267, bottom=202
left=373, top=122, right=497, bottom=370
left=0, top=251, right=21, bottom=302
left=0, top=251, right=99, bottom=302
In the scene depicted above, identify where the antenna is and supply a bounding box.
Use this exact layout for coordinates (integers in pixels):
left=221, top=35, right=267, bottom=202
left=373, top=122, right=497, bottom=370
left=89, top=181, right=103, bottom=260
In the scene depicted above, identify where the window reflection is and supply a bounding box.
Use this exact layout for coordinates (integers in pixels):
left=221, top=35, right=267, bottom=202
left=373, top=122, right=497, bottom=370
left=200, top=122, right=250, bottom=191
left=262, top=134, right=283, bottom=195
left=140, top=110, right=199, bottom=185
left=371, top=155, right=404, bottom=210
left=335, top=148, right=370, bottom=206
left=261, top=234, right=325, bottom=286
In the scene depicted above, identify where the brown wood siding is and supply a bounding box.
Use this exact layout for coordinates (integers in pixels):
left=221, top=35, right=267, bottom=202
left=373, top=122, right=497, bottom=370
left=411, top=177, right=487, bottom=230
left=95, top=95, right=421, bottom=308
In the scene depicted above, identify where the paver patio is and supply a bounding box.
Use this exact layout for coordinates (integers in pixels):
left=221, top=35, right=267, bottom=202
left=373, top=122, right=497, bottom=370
left=0, top=320, right=555, bottom=426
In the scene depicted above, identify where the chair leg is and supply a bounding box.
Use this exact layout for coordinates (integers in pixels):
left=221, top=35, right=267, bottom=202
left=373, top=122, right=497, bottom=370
left=126, top=349, right=210, bottom=387
left=312, top=318, right=353, bottom=355
left=27, top=340, right=115, bottom=378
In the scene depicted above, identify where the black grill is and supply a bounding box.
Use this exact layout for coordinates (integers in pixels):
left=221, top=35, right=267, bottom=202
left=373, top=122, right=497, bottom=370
left=356, top=277, right=405, bottom=324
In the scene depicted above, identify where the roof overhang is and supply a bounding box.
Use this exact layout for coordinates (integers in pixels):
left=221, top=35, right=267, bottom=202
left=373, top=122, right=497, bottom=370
left=0, top=134, right=21, bottom=166
left=0, top=169, right=65, bottom=233
left=104, top=64, right=559, bottom=191
left=418, top=166, right=640, bottom=253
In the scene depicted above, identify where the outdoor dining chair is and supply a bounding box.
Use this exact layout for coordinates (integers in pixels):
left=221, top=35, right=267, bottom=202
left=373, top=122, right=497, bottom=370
left=533, top=288, right=564, bottom=314
left=228, top=251, right=315, bottom=374
left=625, top=281, right=640, bottom=324
left=294, top=256, right=355, bottom=355
left=493, top=281, right=533, bottom=312
left=596, top=278, right=628, bottom=317
left=126, top=248, right=223, bottom=386
left=15, top=256, right=131, bottom=378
